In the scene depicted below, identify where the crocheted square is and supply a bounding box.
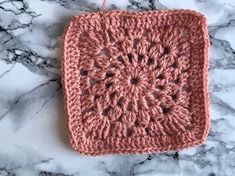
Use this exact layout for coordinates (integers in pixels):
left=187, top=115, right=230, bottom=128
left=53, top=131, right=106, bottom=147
left=62, top=10, right=210, bottom=155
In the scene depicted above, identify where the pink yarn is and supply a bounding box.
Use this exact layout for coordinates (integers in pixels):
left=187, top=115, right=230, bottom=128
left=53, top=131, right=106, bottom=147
left=61, top=10, right=210, bottom=155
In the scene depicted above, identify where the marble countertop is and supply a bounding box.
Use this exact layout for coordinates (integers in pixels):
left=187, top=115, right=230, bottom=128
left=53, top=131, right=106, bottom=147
left=0, top=0, right=235, bottom=175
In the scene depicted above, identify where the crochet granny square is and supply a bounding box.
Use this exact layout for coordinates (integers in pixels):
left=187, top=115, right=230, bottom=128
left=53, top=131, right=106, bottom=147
left=62, top=10, right=210, bottom=155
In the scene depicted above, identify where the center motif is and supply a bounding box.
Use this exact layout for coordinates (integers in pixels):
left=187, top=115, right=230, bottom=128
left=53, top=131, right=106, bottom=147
left=78, top=25, right=192, bottom=139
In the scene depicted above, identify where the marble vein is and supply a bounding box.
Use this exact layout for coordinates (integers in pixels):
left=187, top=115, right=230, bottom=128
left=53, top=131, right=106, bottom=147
left=0, top=0, right=235, bottom=176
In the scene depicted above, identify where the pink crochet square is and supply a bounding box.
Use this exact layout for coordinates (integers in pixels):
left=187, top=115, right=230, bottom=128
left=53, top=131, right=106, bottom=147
left=61, top=10, right=210, bottom=155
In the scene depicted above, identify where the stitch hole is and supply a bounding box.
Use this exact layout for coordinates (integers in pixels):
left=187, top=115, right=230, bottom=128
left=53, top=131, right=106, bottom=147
left=89, top=78, right=100, bottom=86
left=81, top=108, right=94, bottom=124
left=156, top=85, right=164, bottom=90
left=106, top=72, right=114, bottom=78
left=117, top=97, right=124, bottom=108
left=158, top=74, right=164, bottom=79
left=106, top=82, right=112, bottom=89
left=163, top=47, right=170, bottom=55
left=171, top=94, right=177, bottom=100
left=147, top=57, right=154, bottom=66
left=145, top=97, right=153, bottom=107
left=110, top=63, right=117, bottom=68
left=94, top=95, right=100, bottom=101
left=181, top=69, right=189, bottom=73
left=110, top=92, right=116, bottom=99
left=94, top=61, right=101, bottom=69
left=130, top=77, right=139, bottom=85
left=100, top=48, right=111, bottom=57
left=130, top=78, right=139, bottom=85
left=138, top=55, right=144, bottom=63
left=142, top=29, right=149, bottom=37
left=149, top=117, right=154, bottom=122
left=127, top=102, right=132, bottom=111
left=128, top=53, right=133, bottom=64
left=115, top=41, right=122, bottom=47
left=161, top=107, right=171, bottom=114
left=85, top=131, right=92, bottom=138
left=137, top=100, right=142, bottom=110
left=171, top=62, right=177, bottom=68
left=81, top=31, right=89, bottom=37
left=133, top=38, right=140, bottom=48
left=82, top=107, right=94, bottom=117
left=102, top=106, right=111, bottom=116
left=154, top=65, right=161, bottom=70
left=107, top=30, right=115, bottom=42
left=117, top=56, right=125, bottom=64
left=173, top=78, right=180, bottom=84
left=134, top=120, right=139, bottom=127
left=124, top=29, right=129, bottom=36
left=81, top=89, right=89, bottom=96
left=152, top=91, right=160, bottom=99
left=116, top=115, right=123, bottom=122
left=127, top=128, right=133, bottom=137
left=182, top=86, right=190, bottom=92
left=80, top=69, right=88, bottom=76
left=149, top=42, right=157, bottom=49
left=145, top=128, right=150, bottom=135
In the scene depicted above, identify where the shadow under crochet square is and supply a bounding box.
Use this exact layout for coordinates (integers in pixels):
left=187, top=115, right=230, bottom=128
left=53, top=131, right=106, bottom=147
left=61, top=9, right=210, bottom=156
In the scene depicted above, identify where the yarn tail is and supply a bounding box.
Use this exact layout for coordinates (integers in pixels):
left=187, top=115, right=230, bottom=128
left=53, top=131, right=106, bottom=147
left=100, top=0, right=107, bottom=11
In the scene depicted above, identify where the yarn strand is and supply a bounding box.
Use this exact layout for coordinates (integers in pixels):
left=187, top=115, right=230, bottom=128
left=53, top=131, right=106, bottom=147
left=100, top=0, right=107, bottom=11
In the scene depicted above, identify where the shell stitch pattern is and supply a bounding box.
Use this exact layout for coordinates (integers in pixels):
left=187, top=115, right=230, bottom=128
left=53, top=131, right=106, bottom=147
left=61, top=10, right=210, bottom=155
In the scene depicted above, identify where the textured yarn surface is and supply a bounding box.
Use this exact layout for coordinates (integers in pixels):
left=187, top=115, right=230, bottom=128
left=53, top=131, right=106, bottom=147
left=61, top=10, right=210, bottom=155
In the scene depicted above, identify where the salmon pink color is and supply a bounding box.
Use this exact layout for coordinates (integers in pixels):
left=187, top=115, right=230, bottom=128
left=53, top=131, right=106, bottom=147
left=61, top=10, right=210, bottom=155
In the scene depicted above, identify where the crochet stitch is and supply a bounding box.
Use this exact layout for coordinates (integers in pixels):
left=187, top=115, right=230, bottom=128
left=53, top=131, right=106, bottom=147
left=61, top=9, right=210, bottom=155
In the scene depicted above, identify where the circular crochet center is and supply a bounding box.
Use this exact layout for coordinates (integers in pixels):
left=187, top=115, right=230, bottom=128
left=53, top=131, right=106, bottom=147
left=62, top=10, right=209, bottom=155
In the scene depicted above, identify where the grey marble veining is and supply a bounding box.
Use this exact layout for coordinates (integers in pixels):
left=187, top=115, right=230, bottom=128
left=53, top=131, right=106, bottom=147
left=0, top=0, right=235, bottom=176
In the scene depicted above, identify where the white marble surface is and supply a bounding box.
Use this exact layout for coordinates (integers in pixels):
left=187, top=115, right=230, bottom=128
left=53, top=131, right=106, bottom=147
left=0, top=0, right=235, bottom=175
